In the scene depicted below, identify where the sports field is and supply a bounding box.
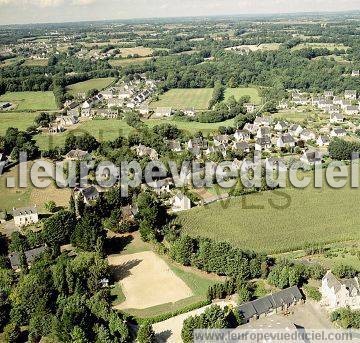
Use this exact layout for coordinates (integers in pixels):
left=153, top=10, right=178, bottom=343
left=150, top=88, right=214, bottom=110
left=66, top=77, right=116, bottom=96
left=177, top=172, right=360, bottom=254
left=0, top=112, right=38, bottom=135
left=0, top=91, right=58, bottom=111
left=224, top=87, right=262, bottom=105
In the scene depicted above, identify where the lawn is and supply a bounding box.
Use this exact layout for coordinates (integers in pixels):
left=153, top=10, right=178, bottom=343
left=150, top=88, right=214, bottom=110
left=35, top=117, right=235, bottom=150
left=0, top=112, right=38, bottom=135
left=224, top=87, right=262, bottom=105
left=109, top=57, right=152, bottom=67
left=0, top=91, right=58, bottom=111
left=66, top=77, right=116, bottom=97
left=177, top=171, right=360, bottom=254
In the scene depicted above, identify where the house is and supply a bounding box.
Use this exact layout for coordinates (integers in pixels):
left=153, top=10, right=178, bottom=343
left=65, top=149, right=91, bottom=161
left=146, top=178, right=173, bottom=195
left=333, top=96, right=343, bottom=105
left=121, top=204, right=138, bottom=222
left=324, top=91, right=334, bottom=98
left=188, top=138, right=207, bottom=150
left=183, top=108, right=196, bottom=117
left=243, top=123, right=259, bottom=135
left=9, top=245, right=47, bottom=270
left=278, top=99, right=288, bottom=109
left=345, top=90, right=357, bottom=100
left=330, top=128, right=347, bottom=138
left=167, top=140, right=182, bottom=152
left=171, top=193, right=191, bottom=212
left=300, top=130, right=316, bottom=141
left=82, top=100, right=93, bottom=109
left=135, top=144, right=159, bottom=160
left=238, top=286, right=303, bottom=323
left=351, top=70, right=360, bottom=77
left=256, top=127, right=270, bottom=138
left=317, top=135, right=330, bottom=147
left=138, top=104, right=150, bottom=116
left=57, top=115, right=79, bottom=127
left=255, top=137, right=272, bottom=151
left=100, top=90, right=114, bottom=100
left=320, top=270, right=360, bottom=309
left=244, top=103, right=255, bottom=113
left=330, top=113, right=344, bottom=124
left=13, top=206, right=39, bottom=227
left=0, top=102, right=12, bottom=110
left=108, top=98, right=124, bottom=108
left=300, top=150, right=323, bottom=165
left=340, top=100, right=352, bottom=110
left=213, top=134, right=230, bottom=147
left=274, top=121, right=288, bottom=132
left=344, top=106, right=359, bottom=116
left=80, top=186, right=99, bottom=205
left=234, top=129, right=250, bottom=142
left=232, top=141, right=250, bottom=153
left=288, top=124, right=303, bottom=137
left=293, top=97, right=308, bottom=105
left=277, top=134, right=296, bottom=149
left=254, top=116, right=271, bottom=127
left=154, top=107, right=172, bottom=118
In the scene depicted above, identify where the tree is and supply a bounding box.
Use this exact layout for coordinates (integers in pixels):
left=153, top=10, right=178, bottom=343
left=71, top=326, right=89, bottom=343
left=2, top=323, right=21, bottom=343
left=44, top=200, right=57, bottom=213
left=43, top=210, right=77, bottom=247
left=76, top=193, right=86, bottom=217
left=69, top=193, right=76, bottom=213
left=137, top=322, right=156, bottom=343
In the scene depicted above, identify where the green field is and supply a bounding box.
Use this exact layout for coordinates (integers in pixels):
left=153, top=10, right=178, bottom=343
left=177, top=173, right=360, bottom=254
left=150, top=88, right=214, bottom=110
left=109, top=57, right=152, bottom=67
left=224, top=87, right=262, bottom=105
left=292, top=43, right=350, bottom=51
left=34, top=117, right=235, bottom=150
left=22, top=58, right=49, bottom=67
left=66, top=77, right=116, bottom=96
left=0, top=112, right=38, bottom=135
left=0, top=91, right=58, bottom=111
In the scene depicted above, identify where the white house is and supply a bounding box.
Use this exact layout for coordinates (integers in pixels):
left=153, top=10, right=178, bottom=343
left=317, top=135, right=330, bottom=147
left=351, top=70, right=360, bottom=77
left=13, top=206, right=39, bottom=227
left=244, top=103, right=255, bottom=113
left=300, top=151, right=322, bottom=165
left=255, top=137, right=272, bottom=151
left=300, top=130, right=316, bottom=141
left=277, top=134, right=296, bottom=149
left=330, top=128, right=347, bottom=138
left=345, top=90, right=357, bottom=100
left=288, top=124, right=303, bottom=137
left=330, top=113, right=344, bottom=124
left=171, top=193, right=191, bottom=212
left=321, top=271, right=360, bottom=309
left=274, top=121, right=288, bottom=132
left=344, top=106, right=359, bottom=116
left=154, top=107, right=172, bottom=118
left=234, top=129, right=250, bottom=142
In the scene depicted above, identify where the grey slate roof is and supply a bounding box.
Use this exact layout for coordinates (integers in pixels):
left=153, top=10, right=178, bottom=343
left=9, top=245, right=47, bottom=269
left=238, top=286, right=303, bottom=321
left=13, top=206, right=37, bottom=217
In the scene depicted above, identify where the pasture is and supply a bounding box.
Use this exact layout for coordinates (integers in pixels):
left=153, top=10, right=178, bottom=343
left=0, top=112, right=38, bottom=135
left=35, top=117, right=235, bottom=150
left=292, top=43, right=350, bottom=51
left=66, top=77, right=116, bottom=97
left=119, top=46, right=153, bottom=57
left=177, top=173, right=360, bottom=254
left=150, top=88, right=213, bottom=110
left=22, top=58, right=49, bottom=67
left=224, top=87, right=262, bottom=105
left=0, top=91, right=58, bottom=111
left=108, top=251, right=193, bottom=310
left=109, top=57, right=152, bottom=67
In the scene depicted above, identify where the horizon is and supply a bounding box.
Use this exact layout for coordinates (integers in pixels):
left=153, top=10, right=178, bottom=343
left=0, top=0, right=360, bottom=26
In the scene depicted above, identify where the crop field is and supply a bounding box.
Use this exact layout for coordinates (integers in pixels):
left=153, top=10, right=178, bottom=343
left=66, top=77, right=116, bottom=96
left=22, top=58, right=49, bottom=67
left=109, top=57, right=152, bottom=67
left=224, top=87, right=262, bottom=105
left=0, top=112, right=38, bottom=135
left=0, top=91, right=58, bottom=111
left=292, top=43, right=350, bottom=51
left=35, top=117, right=235, bottom=150
left=119, top=46, right=153, bottom=57
left=177, top=173, right=360, bottom=254
left=150, top=88, right=214, bottom=110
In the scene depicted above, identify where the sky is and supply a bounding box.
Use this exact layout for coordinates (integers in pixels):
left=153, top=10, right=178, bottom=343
left=0, top=0, right=359, bottom=25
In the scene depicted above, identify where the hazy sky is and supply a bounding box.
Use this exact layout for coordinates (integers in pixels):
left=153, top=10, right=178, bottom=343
left=0, top=0, right=359, bottom=25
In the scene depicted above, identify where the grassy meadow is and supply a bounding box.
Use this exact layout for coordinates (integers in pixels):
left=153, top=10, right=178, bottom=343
left=177, top=172, right=360, bottom=254
left=66, top=77, right=116, bottom=96
left=293, top=43, right=350, bottom=51
left=150, top=88, right=214, bottom=110
left=0, top=112, right=38, bottom=135
left=109, top=57, right=152, bottom=67
left=224, top=87, right=262, bottom=105
left=0, top=91, right=58, bottom=111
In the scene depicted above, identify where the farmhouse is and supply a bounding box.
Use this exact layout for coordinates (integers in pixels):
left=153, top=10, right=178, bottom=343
left=321, top=271, right=360, bottom=309
left=171, top=193, right=191, bottom=212
left=9, top=245, right=47, bottom=270
left=238, top=286, right=303, bottom=323
left=66, top=149, right=91, bottom=161
left=344, top=90, right=357, bottom=100
left=13, top=206, right=39, bottom=227
left=154, top=107, right=172, bottom=118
